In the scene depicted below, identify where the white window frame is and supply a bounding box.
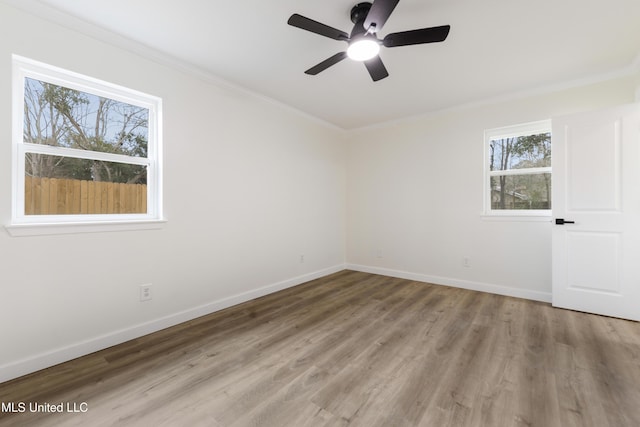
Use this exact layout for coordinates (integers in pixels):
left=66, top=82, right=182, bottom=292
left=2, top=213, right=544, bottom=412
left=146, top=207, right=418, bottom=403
left=7, top=55, right=164, bottom=236
left=483, top=120, right=552, bottom=219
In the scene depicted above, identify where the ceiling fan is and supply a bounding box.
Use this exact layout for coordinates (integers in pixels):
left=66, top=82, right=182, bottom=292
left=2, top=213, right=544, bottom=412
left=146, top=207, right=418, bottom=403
left=287, top=0, right=450, bottom=82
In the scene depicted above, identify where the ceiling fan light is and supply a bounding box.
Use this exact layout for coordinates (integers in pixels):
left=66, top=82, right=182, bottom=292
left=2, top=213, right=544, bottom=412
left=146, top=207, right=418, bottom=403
left=347, top=38, right=380, bottom=61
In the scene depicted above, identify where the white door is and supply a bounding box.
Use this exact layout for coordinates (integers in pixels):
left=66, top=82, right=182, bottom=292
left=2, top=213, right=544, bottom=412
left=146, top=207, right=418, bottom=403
left=552, top=103, right=640, bottom=321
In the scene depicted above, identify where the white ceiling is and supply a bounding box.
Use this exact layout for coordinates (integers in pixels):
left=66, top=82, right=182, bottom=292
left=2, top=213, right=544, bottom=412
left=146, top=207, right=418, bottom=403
left=15, top=0, right=640, bottom=129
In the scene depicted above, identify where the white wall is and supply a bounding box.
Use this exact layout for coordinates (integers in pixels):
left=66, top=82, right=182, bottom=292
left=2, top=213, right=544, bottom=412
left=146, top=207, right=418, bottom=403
left=1, top=2, right=638, bottom=385
left=346, top=74, right=639, bottom=301
left=0, top=3, right=346, bottom=382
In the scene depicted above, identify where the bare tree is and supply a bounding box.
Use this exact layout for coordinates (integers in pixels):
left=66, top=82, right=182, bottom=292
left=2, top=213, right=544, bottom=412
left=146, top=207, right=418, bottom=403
left=489, top=133, right=551, bottom=209
left=490, top=137, right=515, bottom=209
left=23, top=78, right=148, bottom=183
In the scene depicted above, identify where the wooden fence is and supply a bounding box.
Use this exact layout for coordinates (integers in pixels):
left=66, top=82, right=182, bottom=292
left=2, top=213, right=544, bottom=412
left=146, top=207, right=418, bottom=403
left=25, top=176, right=147, bottom=215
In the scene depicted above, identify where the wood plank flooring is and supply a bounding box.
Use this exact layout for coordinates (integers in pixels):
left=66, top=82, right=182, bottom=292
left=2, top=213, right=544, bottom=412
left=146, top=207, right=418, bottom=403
left=1, top=270, right=639, bottom=426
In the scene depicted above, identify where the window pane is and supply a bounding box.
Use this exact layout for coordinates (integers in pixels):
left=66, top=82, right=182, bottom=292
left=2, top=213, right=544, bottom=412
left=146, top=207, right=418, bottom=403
left=25, top=153, right=147, bottom=215
left=490, top=173, right=551, bottom=210
left=489, top=132, right=551, bottom=171
left=23, top=78, right=148, bottom=158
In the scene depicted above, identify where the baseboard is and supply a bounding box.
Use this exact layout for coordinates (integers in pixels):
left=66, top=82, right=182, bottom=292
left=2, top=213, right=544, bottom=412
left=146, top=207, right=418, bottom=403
left=0, top=264, right=346, bottom=384
left=345, top=264, right=552, bottom=303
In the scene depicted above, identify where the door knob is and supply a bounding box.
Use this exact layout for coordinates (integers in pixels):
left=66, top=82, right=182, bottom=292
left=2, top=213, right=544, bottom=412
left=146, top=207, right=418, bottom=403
left=555, top=218, right=575, bottom=225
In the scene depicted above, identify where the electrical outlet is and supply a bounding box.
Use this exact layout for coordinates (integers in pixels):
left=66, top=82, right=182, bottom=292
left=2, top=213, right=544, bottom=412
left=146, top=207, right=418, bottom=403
left=140, top=284, right=152, bottom=302
left=300, top=254, right=305, bottom=263
left=463, top=257, right=471, bottom=268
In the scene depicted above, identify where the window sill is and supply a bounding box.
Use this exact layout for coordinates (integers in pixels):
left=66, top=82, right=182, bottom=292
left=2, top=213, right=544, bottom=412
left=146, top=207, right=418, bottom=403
left=5, top=219, right=167, bottom=237
left=481, top=213, right=552, bottom=222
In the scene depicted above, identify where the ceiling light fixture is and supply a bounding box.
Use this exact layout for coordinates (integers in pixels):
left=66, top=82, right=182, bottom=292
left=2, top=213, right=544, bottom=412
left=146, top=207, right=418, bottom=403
left=288, top=1, right=451, bottom=81
left=347, top=36, right=380, bottom=61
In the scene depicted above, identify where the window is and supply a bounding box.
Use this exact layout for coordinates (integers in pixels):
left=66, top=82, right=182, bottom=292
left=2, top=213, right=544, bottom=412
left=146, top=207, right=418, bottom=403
left=10, top=56, right=162, bottom=233
left=484, top=120, right=551, bottom=216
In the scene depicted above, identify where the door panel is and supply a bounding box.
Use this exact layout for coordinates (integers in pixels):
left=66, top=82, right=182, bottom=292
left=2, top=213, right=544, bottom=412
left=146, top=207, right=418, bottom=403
left=552, top=103, right=640, bottom=321
left=566, top=231, right=620, bottom=294
left=567, top=119, right=621, bottom=211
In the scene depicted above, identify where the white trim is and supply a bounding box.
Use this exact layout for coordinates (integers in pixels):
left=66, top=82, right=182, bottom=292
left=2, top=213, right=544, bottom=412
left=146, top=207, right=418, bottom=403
left=346, top=264, right=552, bottom=303
left=0, top=263, right=554, bottom=383
left=351, top=63, right=640, bottom=132
left=14, top=55, right=159, bottom=109
left=488, top=166, right=552, bottom=177
left=483, top=120, right=552, bottom=217
left=0, top=264, right=347, bottom=383
left=2, top=0, right=344, bottom=132
left=484, top=119, right=552, bottom=140
left=5, top=0, right=638, bottom=132
left=19, top=143, right=151, bottom=165
left=10, top=55, right=164, bottom=227
left=481, top=213, right=551, bottom=222
left=4, top=218, right=167, bottom=236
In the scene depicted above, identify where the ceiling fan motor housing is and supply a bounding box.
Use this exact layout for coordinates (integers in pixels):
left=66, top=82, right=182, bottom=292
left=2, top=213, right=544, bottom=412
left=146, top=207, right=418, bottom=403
left=350, top=3, right=374, bottom=39
left=351, top=3, right=372, bottom=25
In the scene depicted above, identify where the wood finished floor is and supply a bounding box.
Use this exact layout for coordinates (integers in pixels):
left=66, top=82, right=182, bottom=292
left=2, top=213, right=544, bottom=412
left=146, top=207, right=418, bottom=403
left=1, top=270, right=639, bottom=426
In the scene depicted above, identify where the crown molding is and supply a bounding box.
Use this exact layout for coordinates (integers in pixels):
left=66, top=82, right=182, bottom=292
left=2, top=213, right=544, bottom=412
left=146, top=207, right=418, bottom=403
left=3, top=0, right=639, bottom=133
left=351, top=60, right=640, bottom=132
left=1, top=0, right=346, bottom=132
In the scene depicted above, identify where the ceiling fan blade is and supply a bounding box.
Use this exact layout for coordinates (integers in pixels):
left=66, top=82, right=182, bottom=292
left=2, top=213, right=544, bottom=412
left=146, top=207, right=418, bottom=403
left=305, top=52, right=349, bottom=75
left=364, top=56, right=389, bottom=81
left=288, top=14, right=349, bottom=41
left=363, top=0, right=399, bottom=33
left=383, top=25, right=450, bottom=47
